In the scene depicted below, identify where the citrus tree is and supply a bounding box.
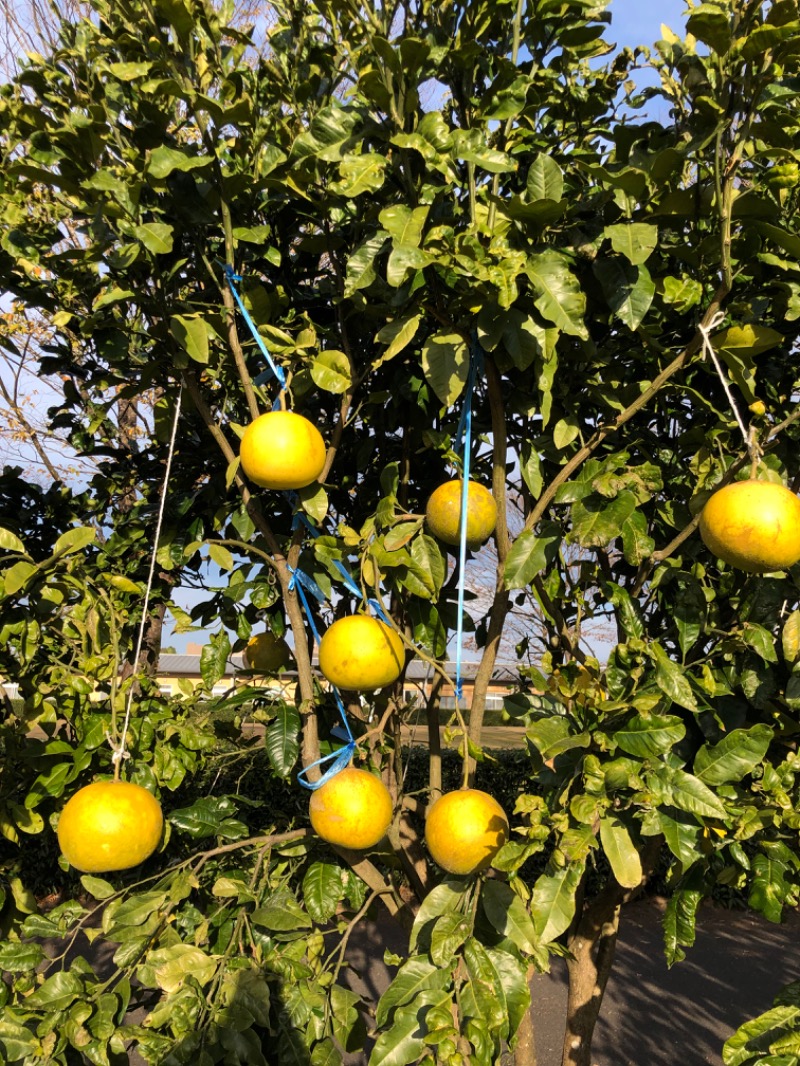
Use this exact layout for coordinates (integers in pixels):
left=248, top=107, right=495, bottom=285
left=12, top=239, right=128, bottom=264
left=2, top=1, right=800, bottom=1065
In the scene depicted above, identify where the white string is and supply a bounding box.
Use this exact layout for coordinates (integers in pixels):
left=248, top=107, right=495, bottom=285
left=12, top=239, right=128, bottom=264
left=699, top=310, right=756, bottom=457
left=110, top=386, right=183, bottom=771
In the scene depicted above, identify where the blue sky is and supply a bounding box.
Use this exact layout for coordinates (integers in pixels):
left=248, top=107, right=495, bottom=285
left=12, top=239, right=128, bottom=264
left=609, top=0, right=688, bottom=51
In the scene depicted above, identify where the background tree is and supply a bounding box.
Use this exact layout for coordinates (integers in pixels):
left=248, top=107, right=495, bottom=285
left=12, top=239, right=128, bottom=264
left=1, top=1, right=800, bottom=1065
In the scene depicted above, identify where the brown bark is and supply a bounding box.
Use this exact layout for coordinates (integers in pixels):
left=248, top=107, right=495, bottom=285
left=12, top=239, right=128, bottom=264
left=515, top=975, right=538, bottom=1066
left=560, top=838, right=662, bottom=1066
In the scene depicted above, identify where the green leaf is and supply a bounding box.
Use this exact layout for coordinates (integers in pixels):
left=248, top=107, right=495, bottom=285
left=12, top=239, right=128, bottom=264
left=169, top=796, right=245, bottom=840
left=687, top=4, right=732, bottom=53
left=133, top=223, right=174, bottom=254
left=144, top=945, right=217, bottom=993
left=531, top=863, right=584, bottom=944
left=0, top=528, right=25, bottom=554
left=599, top=815, right=642, bottom=889
left=749, top=848, right=793, bottom=924
left=252, top=888, right=312, bottom=931
left=604, top=223, right=659, bottom=265
left=571, top=491, right=638, bottom=549
left=208, top=542, right=234, bottom=571
left=25, top=971, right=83, bottom=1010
left=148, top=146, right=213, bottom=179
left=334, top=152, right=387, bottom=196
left=344, top=232, right=388, bottom=296
left=694, top=725, right=772, bottom=786
left=663, top=877, right=702, bottom=966
left=621, top=509, right=654, bottom=565
left=311, top=350, right=352, bottom=394
left=504, top=524, right=561, bottom=589
left=80, top=875, right=116, bottom=900
left=594, top=259, right=655, bottom=330
left=481, top=881, right=539, bottom=955
left=386, top=244, right=434, bottom=286
left=265, top=705, right=300, bottom=778
left=654, top=765, right=728, bottom=820
left=430, top=911, right=470, bottom=967
left=379, top=205, right=429, bottom=248
left=421, top=332, right=469, bottom=406
left=724, top=1004, right=800, bottom=1066
left=741, top=622, right=779, bottom=663
left=652, top=644, right=698, bottom=711
left=409, top=534, right=445, bottom=596
left=783, top=609, right=800, bottom=664
left=614, top=713, right=686, bottom=758
left=375, top=313, right=423, bottom=364
left=525, top=251, right=588, bottom=339
left=54, top=526, right=96, bottom=555
left=200, top=631, right=231, bottom=688
left=0, top=941, right=45, bottom=972
left=408, top=881, right=466, bottom=952
left=368, top=1008, right=427, bottom=1066
left=170, top=314, right=209, bottom=364
left=108, top=60, right=154, bottom=79
left=375, top=956, right=451, bottom=1028
left=526, top=154, right=564, bottom=202
left=302, top=862, right=345, bottom=924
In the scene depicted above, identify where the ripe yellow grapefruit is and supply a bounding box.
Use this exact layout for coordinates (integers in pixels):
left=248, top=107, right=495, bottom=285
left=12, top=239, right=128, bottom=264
left=309, top=766, right=393, bottom=849
left=318, top=615, right=405, bottom=691
left=57, top=780, right=163, bottom=873
left=425, top=480, right=497, bottom=550
left=425, top=788, right=509, bottom=876
left=239, top=410, right=326, bottom=490
left=699, top=479, right=800, bottom=573
left=243, top=632, right=292, bottom=673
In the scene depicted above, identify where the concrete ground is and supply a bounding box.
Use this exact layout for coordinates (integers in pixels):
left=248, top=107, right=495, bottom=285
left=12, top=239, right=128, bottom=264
left=344, top=895, right=800, bottom=1066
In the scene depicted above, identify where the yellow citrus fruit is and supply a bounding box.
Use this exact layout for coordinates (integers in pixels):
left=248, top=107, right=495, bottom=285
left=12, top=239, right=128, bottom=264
left=699, top=479, right=800, bottom=573
left=425, top=788, right=509, bottom=876
left=309, top=766, right=393, bottom=849
left=239, top=410, right=326, bottom=490
left=243, top=632, right=292, bottom=673
left=57, top=780, right=163, bottom=873
left=425, top=480, right=497, bottom=550
left=318, top=615, right=405, bottom=691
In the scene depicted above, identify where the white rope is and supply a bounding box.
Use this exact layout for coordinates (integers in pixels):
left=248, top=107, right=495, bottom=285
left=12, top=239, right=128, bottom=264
left=110, top=386, right=183, bottom=771
left=699, top=310, right=759, bottom=463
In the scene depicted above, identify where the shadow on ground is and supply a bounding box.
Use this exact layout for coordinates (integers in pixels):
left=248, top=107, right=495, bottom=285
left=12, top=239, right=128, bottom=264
left=532, top=897, right=800, bottom=1066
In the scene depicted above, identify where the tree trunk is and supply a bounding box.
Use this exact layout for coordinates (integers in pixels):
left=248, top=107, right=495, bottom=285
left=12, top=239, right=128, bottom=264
left=560, top=837, right=663, bottom=1066
left=561, top=894, right=622, bottom=1066
left=515, top=977, right=538, bottom=1066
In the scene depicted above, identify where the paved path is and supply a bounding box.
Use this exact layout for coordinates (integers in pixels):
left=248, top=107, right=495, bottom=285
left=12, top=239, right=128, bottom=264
left=344, top=895, right=800, bottom=1066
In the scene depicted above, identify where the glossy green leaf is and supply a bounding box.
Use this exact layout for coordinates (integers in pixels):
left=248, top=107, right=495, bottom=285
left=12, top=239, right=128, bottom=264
left=170, top=314, right=209, bottom=364
left=526, top=251, right=588, bottom=339
left=531, top=863, right=584, bottom=944
left=694, top=725, right=772, bottom=786
left=54, top=526, right=96, bottom=555
left=311, top=350, right=352, bottom=394
left=594, top=259, right=655, bottom=330
left=614, top=713, right=685, bottom=758
left=504, top=524, right=560, bottom=589
left=421, top=332, right=469, bottom=406
left=604, top=223, right=658, bottom=265
left=481, top=880, right=539, bottom=955
left=599, top=815, right=642, bottom=889
left=265, top=705, right=301, bottom=778
left=526, top=153, right=564, bottom=202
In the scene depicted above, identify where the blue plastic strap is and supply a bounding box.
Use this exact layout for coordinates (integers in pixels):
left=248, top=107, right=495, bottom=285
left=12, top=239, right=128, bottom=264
left=287, top=566, right=325, bottom=647
left=224, top=265, right=287, bottom=389
left=454, top=340, right=483, bottom=704
left=297, top=740, right=357, bottom=791
left=290, top=503, right=391, bottom=622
